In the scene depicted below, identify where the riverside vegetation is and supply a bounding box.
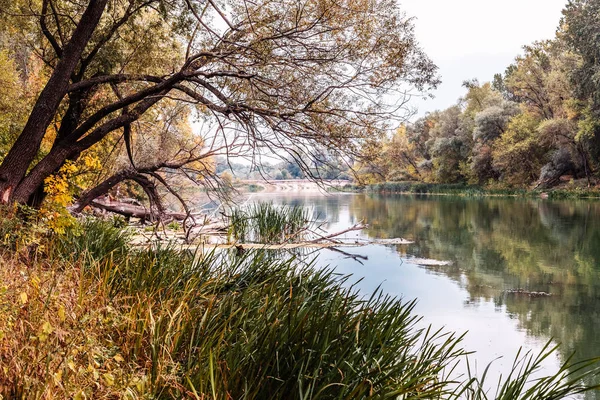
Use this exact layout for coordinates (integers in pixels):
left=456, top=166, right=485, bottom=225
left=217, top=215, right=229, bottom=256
left=336, top=182, right=600, bottom=200
left=1, top=206, right=600, bottom=399
left=353, top=0, right=600, bottom=194
left=2, top=0, right=600, bottom=397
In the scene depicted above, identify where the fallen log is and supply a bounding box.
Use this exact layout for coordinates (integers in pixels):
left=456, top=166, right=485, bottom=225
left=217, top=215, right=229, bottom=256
left=89, top=200, right=188, bottom=222
left=503, top=289, right=552, bottom=297
left=407, top=258, right=452, bottom=267
left=170, top=242, right=367, bottom=250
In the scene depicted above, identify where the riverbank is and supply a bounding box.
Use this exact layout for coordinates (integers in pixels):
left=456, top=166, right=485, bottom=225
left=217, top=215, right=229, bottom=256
left=1, top=215, right=599, bottom=398
left=235, top=179, right=349, bottom=193
left=335, top=181, right=600, bottom=199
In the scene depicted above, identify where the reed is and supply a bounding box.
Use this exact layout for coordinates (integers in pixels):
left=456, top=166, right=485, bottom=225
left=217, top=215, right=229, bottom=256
left=0, top=217, right=599, bottom=399
left=227, top=202, right=313, bottom=244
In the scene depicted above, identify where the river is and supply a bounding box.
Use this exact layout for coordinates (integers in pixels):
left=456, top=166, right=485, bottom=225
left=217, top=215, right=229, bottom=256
left=249, top=192, right=600, bottom=398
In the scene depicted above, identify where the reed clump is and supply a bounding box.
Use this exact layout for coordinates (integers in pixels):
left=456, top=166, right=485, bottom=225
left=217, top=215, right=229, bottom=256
left=227, top=202, right=313, bottom=244
left=0, top=217, right=598, bottom=399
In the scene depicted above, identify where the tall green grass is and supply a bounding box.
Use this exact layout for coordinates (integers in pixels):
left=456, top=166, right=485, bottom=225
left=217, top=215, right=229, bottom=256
left=48, top=223, right=468, bottom=398
left=1, top=218, right=599, bottom=399
left=227, top=202, right=313, bottom=243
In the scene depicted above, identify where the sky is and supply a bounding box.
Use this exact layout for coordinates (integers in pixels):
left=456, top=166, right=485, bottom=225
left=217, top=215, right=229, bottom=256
left=399, top=0, right=569, bottom=117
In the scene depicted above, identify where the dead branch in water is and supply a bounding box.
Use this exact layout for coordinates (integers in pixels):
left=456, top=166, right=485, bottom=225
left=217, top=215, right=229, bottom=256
left=308, top=223, right=367, bottom=243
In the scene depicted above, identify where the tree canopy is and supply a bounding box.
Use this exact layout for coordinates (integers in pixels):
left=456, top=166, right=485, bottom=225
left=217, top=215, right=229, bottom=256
left=359, top=0, right=600, bottom=190
left=0, top=0, right=438, bottom=218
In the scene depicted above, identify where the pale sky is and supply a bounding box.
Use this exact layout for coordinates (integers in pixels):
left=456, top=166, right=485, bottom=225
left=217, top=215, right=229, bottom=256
left=400, top=0, right=569, bottom=117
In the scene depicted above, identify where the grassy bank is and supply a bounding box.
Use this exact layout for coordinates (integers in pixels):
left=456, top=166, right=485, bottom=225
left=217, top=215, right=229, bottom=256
left=1, top=217, right=599, bottom=398
left=336, top=182, right=600, bottom=200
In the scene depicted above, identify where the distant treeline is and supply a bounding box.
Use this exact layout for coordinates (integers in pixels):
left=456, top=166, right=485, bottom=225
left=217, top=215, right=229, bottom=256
left=355, top=0, right=600, bottom=191
left=216, top=157, right=352, bottom=182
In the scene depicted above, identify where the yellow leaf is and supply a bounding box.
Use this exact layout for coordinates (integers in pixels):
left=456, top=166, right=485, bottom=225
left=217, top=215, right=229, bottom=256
left=38, top=321, right=53, bottom=342
left=67, top=360, right=77, bottom=372
left=74, top=390, right=86, bottom=400
left=103, top=372, right=115, bottom=386
left=19, top=292, right=28, bottom=305
left=42, top=321, right=53, bottom=334
left=58, top=305, right=66, bottom=322
left=87, top=364, right=99, bottom=380
left=113, top=354, right=124, bottom=363
left=31, top=276, right=40, bottom=290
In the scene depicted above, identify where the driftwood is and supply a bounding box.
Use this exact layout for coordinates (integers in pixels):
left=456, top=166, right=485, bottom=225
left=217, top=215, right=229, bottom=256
left=308, top=223, right=367, bottom=243
left=130, top=218, right=414, bottom=267
left=89, top=200, right=187, bottom=222
left=407, top=258, right=452, bottom=266
left=372, top=238, right=414, bottom=245
left=504, top=289, right=552, bottom=297
left=187, top=242, right=366, bottom=250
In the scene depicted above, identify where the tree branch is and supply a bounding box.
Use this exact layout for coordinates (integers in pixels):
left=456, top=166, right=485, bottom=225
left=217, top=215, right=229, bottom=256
left=40, top=0, right=63, bottom=58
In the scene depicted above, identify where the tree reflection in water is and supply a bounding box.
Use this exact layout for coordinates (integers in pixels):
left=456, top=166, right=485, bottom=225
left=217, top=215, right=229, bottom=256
left=351, top=193, right=600, bottom=399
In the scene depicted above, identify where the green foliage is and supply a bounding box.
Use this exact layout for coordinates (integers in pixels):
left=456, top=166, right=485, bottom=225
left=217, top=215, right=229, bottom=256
left=576, top=106, right=600, bottom=143
left=563, top=0, right=600, bottom=116
left=166, top=221, right=180, bottom=231
left=359, top=14, right=600, bottom=190
left=0, top=49, right=26, bottom=159
left=53, top=217, right=130, bottom=265
left=227, top=202, right=312, bottom=243
left=492, top=112, right=548, bottom=186
left=247, top=183, right=264, bottom=192
left=0, top=205, right=46, bottom=252
left=337, top=181, right=600, bottom=199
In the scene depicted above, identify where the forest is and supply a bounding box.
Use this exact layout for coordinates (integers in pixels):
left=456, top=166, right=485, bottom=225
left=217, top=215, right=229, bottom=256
left=357, top=1, right=600, bottom=191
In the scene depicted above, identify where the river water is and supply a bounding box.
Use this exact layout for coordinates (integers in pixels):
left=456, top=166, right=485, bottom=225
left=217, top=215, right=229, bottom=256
left=250, top=192, right=600, bottom=398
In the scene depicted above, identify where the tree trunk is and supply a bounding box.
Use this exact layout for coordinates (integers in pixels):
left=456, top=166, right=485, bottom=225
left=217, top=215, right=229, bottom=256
left=11, top=91, right=166, bottom=204
left=578, top=144, right=592, bottom=188
left=26, top=92, right=92, bottom=207
left=72, top=168, right=167, bottom=222
left=0, top=0, right=109, bottom=203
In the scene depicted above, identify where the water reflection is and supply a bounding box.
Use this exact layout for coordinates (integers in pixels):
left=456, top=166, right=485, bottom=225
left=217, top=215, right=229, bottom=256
left=251, top=192, right=600, bottom=398
left=350, top=194, right=600, bottom=397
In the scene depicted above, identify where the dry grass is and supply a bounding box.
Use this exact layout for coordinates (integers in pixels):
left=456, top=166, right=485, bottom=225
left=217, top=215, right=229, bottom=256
left=0, top=255, right=147, bottom=398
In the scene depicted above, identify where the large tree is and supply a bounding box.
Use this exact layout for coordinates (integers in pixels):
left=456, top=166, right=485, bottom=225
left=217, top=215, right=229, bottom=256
left=0, top=0, right=438, bottom=209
